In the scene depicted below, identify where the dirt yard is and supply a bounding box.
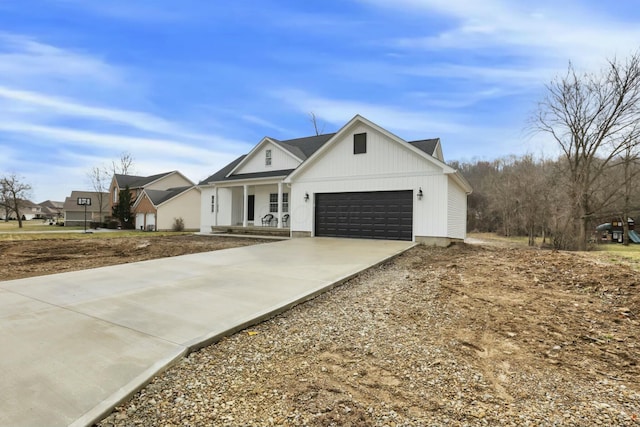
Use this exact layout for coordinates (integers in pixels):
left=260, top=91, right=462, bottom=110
left=2, top=236, right=639, bottom=425
left=0, top=235, right=272, bottom=281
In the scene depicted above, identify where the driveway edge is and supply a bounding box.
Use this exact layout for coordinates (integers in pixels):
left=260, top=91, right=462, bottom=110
left=76, top=240, right=416, bottom=427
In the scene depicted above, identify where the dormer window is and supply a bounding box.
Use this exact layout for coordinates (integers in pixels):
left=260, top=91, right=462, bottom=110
left=265, top=149, right=272, bottom=166
left=354, top=133, right=367, bottom=154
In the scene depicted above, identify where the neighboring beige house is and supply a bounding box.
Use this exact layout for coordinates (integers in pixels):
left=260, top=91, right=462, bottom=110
left=62, top=191, right=110, bottom=226
left=133, top=186, right=201, bottom=231
left=199, top=114, right=472, bottom=245
left=38, top=200, right=64, bottom=221
left=109, top=171, right=198, bottom=230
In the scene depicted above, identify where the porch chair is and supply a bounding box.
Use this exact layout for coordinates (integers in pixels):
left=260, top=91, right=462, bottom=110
left=261, top=213, right=274, bottom=226
left=282, top=214, right=289, bottom=227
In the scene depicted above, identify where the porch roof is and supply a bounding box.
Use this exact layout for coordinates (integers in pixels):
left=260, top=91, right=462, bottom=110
left=199, top=158, right=294, bottom=185
left=199, top=133, right=336, bottom=186
left=217, top=169, right=295, bottom=183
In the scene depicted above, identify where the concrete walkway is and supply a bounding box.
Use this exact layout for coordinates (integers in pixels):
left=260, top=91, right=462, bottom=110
left=0, top=237, right=414, bottom=427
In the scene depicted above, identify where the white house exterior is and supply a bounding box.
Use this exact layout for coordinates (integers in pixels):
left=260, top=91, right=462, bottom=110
left=199, top=115, right=472, bottom=245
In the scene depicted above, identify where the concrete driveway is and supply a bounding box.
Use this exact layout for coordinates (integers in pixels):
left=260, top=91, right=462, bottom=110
left=0, top=237, right=414, bottom=427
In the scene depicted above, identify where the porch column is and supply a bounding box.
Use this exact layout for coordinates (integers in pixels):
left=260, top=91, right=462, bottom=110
left=213, top=187, right=218, bottom=226
left=277, top=182, right=283, bottom=228
left=243, top=185, right=248, bottom=227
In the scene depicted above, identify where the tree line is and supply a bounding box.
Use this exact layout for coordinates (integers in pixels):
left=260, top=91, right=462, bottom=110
left=456, top=51, right=640, bottom=250
left=454, top=154, right=640, bottom=249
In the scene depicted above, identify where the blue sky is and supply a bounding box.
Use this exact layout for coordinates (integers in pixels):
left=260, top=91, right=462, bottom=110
left=1, top=1, right=639, bottom=202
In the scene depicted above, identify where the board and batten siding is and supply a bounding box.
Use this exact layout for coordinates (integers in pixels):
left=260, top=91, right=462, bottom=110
left=293, top=124, right=441, bottom=182
left=253, top=185, right=289, bottom=221
left=447, top=178, right=467, bottom=240
left=200, top=186, right=235, bottom=231
left=234, top=141, right=301, bottom=175
left=289, top=123, right=450, bottom=241
left=199, top=186, right=215, bottom=232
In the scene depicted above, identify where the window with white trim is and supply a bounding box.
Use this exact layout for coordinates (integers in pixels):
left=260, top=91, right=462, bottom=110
left=265, top=149, right=272, bottom=166
left=269, top=193, right=288, bottom=213
left=211, top=195, right=215, bottom=213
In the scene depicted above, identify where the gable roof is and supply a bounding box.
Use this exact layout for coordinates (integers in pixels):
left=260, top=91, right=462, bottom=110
left=273, top=133, right=336, bottom=160
left=114, top=171, right=175, bottom=189
left=225, top=133, right=336, bottom=178
left=285, top=115, right=455, bottom=182
left=198, top=155, right=246, bottom=185
left=407, top=138, right=439, bottom=157
left=39, top=200, right=64, bottom=209
left=284, top=115, right=472, bottom=193
left=200, top=133, right=336, bottom=185
left=143, top=186, right=194, bottom=206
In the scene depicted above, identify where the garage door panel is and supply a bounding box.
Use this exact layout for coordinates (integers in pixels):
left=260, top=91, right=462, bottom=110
left=315, top=191, right=412, bottom=241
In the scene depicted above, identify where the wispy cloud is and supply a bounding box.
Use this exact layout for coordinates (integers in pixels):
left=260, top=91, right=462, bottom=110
left=270, top=88, right=470, bottom=136
left=0, top=33, right=126, bottom=88
left=365, top=0, right=640, bottom=67
left=0, top=122, right=218, bottom=159
left=0, top=86, right=246, bottom=147
left=240, top=114, right=291, bottom=135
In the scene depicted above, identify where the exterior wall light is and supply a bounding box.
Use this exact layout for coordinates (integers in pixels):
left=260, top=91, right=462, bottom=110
left=304, top=192, right=309, bottom=202
left=417, top=188, right=423, bottom=200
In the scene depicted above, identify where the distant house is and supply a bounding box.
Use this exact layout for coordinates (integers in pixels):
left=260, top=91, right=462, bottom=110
left=110, top=171, right=198, bottom=230
left=199, top=114, right=471, bottom=245
left=38, top=200, right=64, bottom=221
left=0, top=199, right=42, bottom=221
left=63, top=191, right=110, bottom=226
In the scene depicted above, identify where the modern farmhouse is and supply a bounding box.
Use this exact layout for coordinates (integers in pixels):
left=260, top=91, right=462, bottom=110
left=199, top=115, right=471, bottom=245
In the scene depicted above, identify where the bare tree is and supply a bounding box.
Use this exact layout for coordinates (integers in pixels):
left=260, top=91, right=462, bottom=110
left=87, top=166, right=108, bottom=226
left=111, top=151, right=135, bottom=175
left=0, top=173, right=32, bottom=228
left=308, top=112, right=325, bottom=136
left=485, top=157, right=520, bottom=237
left=0, top=182, right=11, bottom=222
left=534, top=54, right=640, bottom=250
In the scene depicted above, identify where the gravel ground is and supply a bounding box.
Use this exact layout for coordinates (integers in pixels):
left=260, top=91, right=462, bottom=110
left=98, top=243, right=640, bottom=426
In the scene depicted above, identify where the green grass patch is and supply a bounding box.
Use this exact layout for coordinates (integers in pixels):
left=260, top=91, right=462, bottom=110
left=596, top=243, right=640, bottom=261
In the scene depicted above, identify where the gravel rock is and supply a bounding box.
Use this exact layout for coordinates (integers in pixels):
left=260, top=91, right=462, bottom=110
left=98, top=244, right=640, bottom=426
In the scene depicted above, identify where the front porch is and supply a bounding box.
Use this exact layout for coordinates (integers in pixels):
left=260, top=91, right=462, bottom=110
left=211, top=225, right=290, bottom=238
left=210, top=178, right=291, bottom=231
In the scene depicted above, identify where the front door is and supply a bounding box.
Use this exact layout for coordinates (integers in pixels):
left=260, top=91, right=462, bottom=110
left=248, top=195, right=255, bottom=221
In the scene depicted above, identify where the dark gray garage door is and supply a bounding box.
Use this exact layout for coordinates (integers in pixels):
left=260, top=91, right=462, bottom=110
left=315, top=190, right=413, bottom=241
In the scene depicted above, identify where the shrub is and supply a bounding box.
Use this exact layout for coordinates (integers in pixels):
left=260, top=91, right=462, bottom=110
left=172, top=217, right=185, bottom=232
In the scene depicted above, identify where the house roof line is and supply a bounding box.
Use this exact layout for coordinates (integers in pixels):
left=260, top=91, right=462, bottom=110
left=198, top=155, right=247, bottom=185
left=114, top=171, right=194, bottom=189
left=134, top=186, right=198, bottom=209
left=225, top=137, right=303, bottom=178
left=284, top=114, right=455, bottom=183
